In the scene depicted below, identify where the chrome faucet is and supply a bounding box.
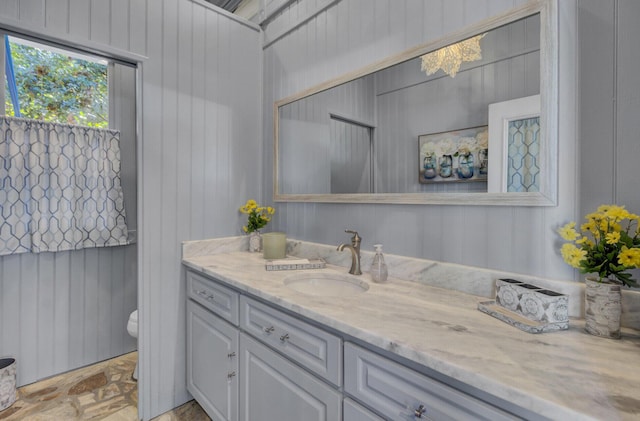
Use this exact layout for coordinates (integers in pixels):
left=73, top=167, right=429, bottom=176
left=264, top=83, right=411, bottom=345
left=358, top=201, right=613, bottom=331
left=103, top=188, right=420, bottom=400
left=337, top=230, right=362, bottom=275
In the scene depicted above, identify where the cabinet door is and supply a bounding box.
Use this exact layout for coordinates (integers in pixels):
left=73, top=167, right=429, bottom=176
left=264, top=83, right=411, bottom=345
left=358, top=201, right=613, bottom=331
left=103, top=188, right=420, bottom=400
left=187, top=301, right=239, bottom=421
left=344, top=398, right=385, bottom=421
left=239, top=332, right=341, bottom=421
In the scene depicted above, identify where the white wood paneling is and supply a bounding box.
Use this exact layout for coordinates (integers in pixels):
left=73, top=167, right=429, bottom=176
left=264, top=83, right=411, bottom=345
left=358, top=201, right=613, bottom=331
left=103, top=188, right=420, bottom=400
left=44, top=0, right=69, bottom=32
left=578, top=0, right=640, bottom=281
left=138, top=1, right=261, bottom=419
left=0, top=246, right=137, bottom=386
left=0, top=2, right=261, bottom=421
left=263, top=0, right=578, bottom=281
left=578, top=0, right=615, bottom=214
left=68, top=0, right=91, bottom=40
left=90, top=0, right=111, bottom=45
left=18, top=0, right=45, bottom=27
left=615, top=0, right=640, bottom=212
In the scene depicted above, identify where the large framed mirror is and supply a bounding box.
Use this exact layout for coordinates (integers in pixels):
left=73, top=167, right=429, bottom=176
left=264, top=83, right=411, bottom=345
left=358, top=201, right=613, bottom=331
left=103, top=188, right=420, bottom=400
left=274, top=0, right=557, bottom=206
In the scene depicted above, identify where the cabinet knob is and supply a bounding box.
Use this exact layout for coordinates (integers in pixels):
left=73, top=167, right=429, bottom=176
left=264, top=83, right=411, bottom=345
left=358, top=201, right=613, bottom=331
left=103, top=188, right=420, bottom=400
left=227, top=371, right=236, bottom=379
left=227, top=351, right=236, bottom=358
left=263, top=326, right=275, bottom=334
left=414, top=404, right=426, bottom=418
left=279, top=333, right=290, bottom=342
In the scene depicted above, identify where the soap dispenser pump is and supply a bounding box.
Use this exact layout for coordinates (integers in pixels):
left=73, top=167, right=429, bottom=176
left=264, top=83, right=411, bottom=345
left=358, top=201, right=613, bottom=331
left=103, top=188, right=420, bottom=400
left=370, top=244, right=388, bottom=283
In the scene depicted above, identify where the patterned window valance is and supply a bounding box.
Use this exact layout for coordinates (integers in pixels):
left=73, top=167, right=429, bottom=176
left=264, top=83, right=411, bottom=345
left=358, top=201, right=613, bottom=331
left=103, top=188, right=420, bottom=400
left=0, top=116, right=129, bottom=255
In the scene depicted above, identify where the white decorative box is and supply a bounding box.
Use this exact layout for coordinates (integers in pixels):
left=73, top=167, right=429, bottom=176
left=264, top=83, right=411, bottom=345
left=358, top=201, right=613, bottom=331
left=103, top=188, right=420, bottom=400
left=478, top=278, right=569, bottom=333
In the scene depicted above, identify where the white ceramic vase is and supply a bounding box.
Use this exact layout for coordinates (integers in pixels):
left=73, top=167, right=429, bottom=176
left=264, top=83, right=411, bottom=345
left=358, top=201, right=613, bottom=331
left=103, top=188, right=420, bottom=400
left=584, top=277, right=622, bottom=339
left=0, top=357, right=17, bottom=411
left=248, top=231, right=261, bottom=253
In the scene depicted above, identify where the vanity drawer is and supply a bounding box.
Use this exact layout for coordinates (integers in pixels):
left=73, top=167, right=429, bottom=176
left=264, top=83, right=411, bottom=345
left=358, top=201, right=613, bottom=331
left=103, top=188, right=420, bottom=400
left=344, top=343, right=517, bottom=421
left=187, top=270, right=239, bottom=326
left=240, top=295, right=342, bottom=386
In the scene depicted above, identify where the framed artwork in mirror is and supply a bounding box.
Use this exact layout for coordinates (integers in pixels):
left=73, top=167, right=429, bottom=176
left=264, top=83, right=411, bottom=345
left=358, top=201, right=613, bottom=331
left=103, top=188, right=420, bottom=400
left=418, top=126, right=488, bottom=184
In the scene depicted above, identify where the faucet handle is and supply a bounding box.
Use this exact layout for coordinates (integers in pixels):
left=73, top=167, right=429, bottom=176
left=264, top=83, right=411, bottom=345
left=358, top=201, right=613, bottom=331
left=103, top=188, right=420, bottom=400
left=344, top=229, right=361, bottom=244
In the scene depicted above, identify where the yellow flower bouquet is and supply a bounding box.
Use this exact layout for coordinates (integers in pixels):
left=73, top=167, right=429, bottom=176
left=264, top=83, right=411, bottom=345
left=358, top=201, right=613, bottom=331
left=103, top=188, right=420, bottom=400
left=557, top=204, right=640, bottom=287
left=239, top=199, right=275, bottom=233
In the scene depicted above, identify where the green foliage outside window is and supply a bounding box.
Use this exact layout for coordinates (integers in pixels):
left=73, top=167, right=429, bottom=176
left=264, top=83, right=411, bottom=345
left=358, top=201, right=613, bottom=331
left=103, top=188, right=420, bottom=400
left=5, top=41, right=108, bottom=128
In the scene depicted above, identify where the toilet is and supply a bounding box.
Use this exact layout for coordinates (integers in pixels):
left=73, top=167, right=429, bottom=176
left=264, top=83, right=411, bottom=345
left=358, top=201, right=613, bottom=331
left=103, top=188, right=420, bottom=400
left=127, top=310, right=138, bottom=380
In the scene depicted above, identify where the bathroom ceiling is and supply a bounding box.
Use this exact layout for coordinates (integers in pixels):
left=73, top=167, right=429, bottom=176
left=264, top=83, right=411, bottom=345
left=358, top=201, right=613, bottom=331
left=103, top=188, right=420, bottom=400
left=206, top=0, right=260, bottom=20
left=206, top=0, right=244, bottom=13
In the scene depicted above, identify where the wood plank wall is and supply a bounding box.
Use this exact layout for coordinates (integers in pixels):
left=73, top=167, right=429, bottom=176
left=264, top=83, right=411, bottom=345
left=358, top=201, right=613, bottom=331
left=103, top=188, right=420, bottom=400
left=262, top=0, right=579, bottom=280
left=0, top=1, right=261, bottom=420
left=579, top=0, right=640, bottom=216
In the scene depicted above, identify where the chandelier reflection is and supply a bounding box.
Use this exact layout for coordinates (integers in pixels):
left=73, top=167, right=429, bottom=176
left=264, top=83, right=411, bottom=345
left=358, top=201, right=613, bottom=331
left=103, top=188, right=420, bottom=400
left=420, top=34, right=486, bottom=78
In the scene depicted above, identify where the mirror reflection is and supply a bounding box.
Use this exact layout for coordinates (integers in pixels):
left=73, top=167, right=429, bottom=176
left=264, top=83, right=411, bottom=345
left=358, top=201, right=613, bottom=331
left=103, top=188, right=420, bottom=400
left=277, top=13, right=541, bottom=196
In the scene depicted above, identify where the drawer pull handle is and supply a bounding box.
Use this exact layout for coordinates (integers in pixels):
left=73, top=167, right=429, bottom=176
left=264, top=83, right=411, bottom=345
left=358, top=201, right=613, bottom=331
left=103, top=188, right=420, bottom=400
left=263, top=326, right=275, bottom=334
left=280, top=333, right=290, bottom=342
left=414, top=404, right=426, bottom=418
left=227, top=352, right=236, bottom=358
left=227, top=371, right=236, bottom=379
left=195, top=290, right=214, bottom=301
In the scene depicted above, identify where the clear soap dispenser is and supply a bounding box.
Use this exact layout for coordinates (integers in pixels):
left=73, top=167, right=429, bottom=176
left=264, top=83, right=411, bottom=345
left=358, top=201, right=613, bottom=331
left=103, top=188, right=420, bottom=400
left=370, top=244, right=388, bottom=283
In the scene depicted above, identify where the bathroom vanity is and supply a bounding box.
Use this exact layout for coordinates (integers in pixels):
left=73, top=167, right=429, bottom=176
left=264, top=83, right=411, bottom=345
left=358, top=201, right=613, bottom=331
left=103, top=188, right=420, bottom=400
left=183, top=247, right=640, bottom=421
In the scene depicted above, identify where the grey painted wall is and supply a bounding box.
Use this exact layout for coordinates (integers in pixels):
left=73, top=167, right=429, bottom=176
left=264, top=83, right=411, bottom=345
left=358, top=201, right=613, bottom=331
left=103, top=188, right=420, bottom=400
left=139, top=2, right=260, bottom=419
left=263, top=0, right=579, bottom=281
left=579, top=0, right=640, bottom=282
left=0, top=1, right=261, bottom=420
left=580, top=0, right=640, bottom=215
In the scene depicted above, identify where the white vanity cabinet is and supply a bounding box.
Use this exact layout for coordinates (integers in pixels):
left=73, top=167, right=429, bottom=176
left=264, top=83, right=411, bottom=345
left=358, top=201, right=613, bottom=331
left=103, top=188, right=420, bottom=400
left=239, top=295, right=342, bottom=386
left=186, top=300, right=239, bottom=421
left=239, top=332, right=342, bottom=420
left=344, top=398, right=385, bottom=421
left=186, top=267, right=524, bottom=421
left=344, top=343, right=517, bottom=421
left=186, top=269, right=341, bottom=421
left=187, top=270, right=241, bottom=421
left=187, top=270, right=239, bottom=325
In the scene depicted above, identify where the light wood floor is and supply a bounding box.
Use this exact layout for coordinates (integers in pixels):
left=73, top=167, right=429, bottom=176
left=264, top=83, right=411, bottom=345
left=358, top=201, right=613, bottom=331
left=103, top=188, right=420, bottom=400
left=0, top=352, right=210, bottom=421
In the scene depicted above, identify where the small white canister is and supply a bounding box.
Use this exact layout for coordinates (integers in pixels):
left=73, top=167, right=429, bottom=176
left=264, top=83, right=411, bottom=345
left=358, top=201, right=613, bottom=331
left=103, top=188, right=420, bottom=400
left=0, top=357, right=17, bottom=412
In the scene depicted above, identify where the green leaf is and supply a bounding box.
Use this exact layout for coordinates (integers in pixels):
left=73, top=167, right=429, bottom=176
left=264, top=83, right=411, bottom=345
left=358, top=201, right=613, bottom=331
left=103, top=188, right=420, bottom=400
left=8, top=41, right=108, bottom=128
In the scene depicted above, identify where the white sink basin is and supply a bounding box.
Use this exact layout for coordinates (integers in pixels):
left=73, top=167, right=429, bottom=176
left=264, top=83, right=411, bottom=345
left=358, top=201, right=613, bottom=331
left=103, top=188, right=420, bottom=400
left=283, top=272, right=369, bottom=296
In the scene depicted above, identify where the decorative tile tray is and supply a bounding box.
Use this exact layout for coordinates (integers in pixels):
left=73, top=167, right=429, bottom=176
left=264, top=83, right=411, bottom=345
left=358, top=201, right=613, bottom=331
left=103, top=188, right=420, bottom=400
left=478, top=278, right=569, bottom=333
left=265, top=257, right=326, bottom=271
left=478, top=301, right=569, bottom=334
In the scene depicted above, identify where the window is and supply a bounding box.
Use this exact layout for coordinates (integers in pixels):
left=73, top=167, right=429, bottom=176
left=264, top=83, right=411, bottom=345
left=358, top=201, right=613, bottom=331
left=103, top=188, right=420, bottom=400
left=0, top=33, right=138, bottom=255
left=3, top=35, right=109, bottom=127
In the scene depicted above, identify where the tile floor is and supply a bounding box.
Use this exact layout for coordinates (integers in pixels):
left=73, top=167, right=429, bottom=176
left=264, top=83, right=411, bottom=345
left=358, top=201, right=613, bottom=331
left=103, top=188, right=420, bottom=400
left=0, top=352, right=211, bottom=421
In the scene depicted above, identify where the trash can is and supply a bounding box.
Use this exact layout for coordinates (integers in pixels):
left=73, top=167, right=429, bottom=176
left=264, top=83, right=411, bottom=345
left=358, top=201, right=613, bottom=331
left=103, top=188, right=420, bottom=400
left=0, top=358, right=17, bottom=411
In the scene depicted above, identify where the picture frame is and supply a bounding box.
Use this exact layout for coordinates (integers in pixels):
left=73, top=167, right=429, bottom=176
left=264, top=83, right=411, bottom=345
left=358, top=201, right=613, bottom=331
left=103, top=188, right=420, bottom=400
left=418, top=125, right=489, bottom=184
left=487, top=94, right=541, bottom=193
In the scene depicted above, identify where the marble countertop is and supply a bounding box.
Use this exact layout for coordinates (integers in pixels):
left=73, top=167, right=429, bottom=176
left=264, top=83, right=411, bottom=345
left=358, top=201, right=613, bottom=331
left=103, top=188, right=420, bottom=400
left=183, top=251, right=640, bottom=421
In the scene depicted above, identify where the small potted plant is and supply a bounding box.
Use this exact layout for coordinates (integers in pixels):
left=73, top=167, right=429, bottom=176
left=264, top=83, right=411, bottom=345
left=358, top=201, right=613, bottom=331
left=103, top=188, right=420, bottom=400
left=239, top=199, right=275, bottom=252
left=557, top=204, right=640, bottom=338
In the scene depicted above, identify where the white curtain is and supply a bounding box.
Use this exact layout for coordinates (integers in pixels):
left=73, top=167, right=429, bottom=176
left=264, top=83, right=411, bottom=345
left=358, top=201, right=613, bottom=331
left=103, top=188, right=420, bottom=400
left=0, top=116, right=129, bottom=255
